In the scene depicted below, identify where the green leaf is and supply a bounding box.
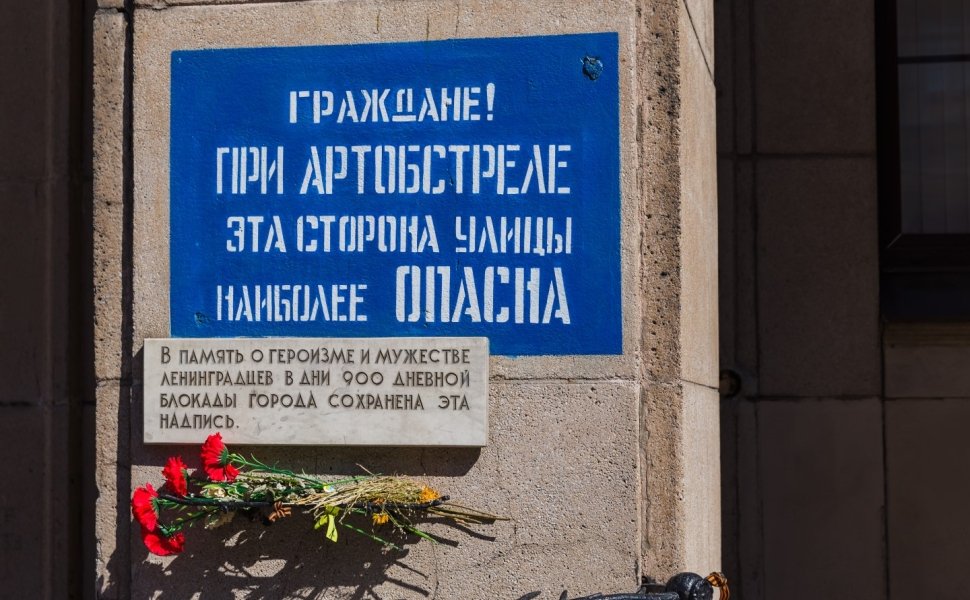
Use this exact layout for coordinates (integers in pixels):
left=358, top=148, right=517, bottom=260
left=314, top=514, right=338, bottom=542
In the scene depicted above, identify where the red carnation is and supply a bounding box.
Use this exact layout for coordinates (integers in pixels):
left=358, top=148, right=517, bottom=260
left=131, top=483, right=159, bottom=531
left=162, top=456, right=188, bottom=497
left=200, top=432, right=239, bottom=482
left=140, top=527, right=185, bottom=556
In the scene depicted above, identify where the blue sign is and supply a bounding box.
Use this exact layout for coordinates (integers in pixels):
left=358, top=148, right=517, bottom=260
left=170, top=33, right=620, bottom=355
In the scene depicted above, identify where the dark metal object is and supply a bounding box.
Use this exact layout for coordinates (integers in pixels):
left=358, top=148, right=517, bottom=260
left=664, top=573, right=714, bottom=600
left=582, top=56, right=604, bottom=80
left=718, top=368, right=742, bottom=397
left=563, top=573, right=715, bottom=600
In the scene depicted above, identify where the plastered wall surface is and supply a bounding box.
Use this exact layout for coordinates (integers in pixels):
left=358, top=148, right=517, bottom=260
left=92, top=1, right=719, bottom=597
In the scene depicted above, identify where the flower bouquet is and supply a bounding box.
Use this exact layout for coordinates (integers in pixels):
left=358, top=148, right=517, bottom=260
left=132, top=432, right=503, bottom=556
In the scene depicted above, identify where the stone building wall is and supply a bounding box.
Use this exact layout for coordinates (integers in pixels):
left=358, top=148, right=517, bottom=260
left=89, top=1, right=719, bottom=598
left=717, top=1, right=970, bottom=598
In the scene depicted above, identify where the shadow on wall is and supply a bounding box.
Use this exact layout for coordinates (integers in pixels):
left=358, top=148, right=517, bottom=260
left=127, top=450, right=482, bottom=594
left=112, top=444, right=482, bottom=600
left=100, top=352, right=645, bottom=599
left=125, top=513, right=495, bottom=599
left=113, top=370, right=484, bottom=598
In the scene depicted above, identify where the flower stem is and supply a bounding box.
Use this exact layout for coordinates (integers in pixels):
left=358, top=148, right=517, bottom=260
left=227, top=454, right=373, bottom=490
left=160, top=507, right=215, bottom=535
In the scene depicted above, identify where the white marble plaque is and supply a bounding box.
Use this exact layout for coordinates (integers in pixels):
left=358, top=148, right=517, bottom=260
left=143, top=337, right=488, bottom=446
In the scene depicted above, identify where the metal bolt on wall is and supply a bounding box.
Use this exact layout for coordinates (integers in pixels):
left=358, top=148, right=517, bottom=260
left=563, top=572, right=729, bottom=600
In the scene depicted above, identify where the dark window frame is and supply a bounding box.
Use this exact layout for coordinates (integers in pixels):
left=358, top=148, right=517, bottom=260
left=876, top=0, right=970, bottom=320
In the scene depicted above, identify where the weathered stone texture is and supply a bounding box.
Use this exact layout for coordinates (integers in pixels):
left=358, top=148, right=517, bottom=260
left=884, top=325, right=970, bottom=399
left=754, top=0, right=875, bottom=153
left=887, top=400, right=970, bottom=600
left=93, top=10, right=128, bottom=383
left=679, top=0, right=719, bottom=390
left=90, top=0, right=721, bottom=596
left=93, top=11, right=131, bottom=599
left=130, top=382, right=640, bottom=598
left=759, top=399, right=885, bottom=600
left=756, top=158, right=879, bottom=397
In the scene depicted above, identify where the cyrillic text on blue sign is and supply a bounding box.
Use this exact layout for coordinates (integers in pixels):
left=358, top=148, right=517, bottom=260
left=170, top=33, right=621, bottom=355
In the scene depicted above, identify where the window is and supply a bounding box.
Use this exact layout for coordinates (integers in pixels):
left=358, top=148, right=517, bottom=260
left=878, top=0, right=970, bottom=319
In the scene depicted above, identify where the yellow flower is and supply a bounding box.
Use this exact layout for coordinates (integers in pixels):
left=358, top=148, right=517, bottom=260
left=419, top=486, right=440, bottom=503
left=372, top=512, right=390, bottom=525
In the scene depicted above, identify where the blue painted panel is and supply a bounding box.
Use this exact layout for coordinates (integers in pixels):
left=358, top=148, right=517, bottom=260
left=170, top=33, right=620, bottom=355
